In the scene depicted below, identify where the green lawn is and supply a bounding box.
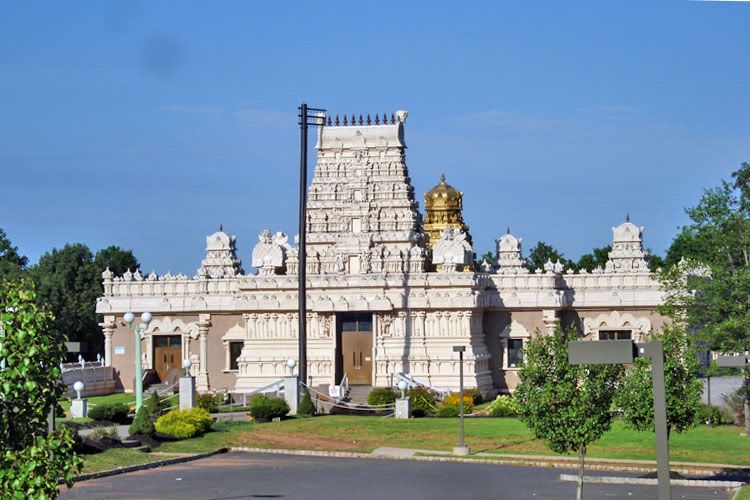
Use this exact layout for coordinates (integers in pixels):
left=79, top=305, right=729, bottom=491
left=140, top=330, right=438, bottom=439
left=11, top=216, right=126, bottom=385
left=735, top=486, right=750, bottom=500
left=76, top=416, right=750, bottom=475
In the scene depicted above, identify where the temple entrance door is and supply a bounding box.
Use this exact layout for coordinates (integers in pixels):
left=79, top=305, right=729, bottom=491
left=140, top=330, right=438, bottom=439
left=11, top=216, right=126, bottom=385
left=153, top=335, right=181, bottom=383
left=339, top=314, right=373, bottom=385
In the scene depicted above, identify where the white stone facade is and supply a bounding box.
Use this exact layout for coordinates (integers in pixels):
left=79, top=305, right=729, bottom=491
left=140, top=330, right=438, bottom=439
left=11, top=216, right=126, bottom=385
left=97, top=112, right=666, bottom=397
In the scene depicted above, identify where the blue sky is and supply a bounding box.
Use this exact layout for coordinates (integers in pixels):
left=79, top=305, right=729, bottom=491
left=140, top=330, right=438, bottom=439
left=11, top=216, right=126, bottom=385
left=2, top=1, right=748, bottom=274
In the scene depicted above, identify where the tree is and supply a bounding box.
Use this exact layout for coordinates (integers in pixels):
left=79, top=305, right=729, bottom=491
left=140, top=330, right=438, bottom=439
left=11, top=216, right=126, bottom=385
left=526, top=241, right=574, bottom=272
left=615, top=325, right=702, bottom=435
left=29, top=244, right=101, bottom=353
left=515, top=326, right=622, bottom=500
left=575, top=245, right=611, bottom=272
left=93, top=245, right=140, bottom=279
left=658, top=162, right=750, bottom=433
left=0, top=280, right=82, bottom=497
left=0, top=228, right=28, bottom=282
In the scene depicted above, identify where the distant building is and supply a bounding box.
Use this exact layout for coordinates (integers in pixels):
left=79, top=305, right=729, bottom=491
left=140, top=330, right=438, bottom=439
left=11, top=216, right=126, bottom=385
left=96, top=111, right=666, bottom=396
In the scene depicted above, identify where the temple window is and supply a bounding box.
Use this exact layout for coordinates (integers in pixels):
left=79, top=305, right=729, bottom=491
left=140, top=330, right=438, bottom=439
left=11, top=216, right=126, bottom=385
left=229, top=341, right=243, bottom=371
left=598, top=330, right=632, bottom=341
left=507, top=339, right=524, bottom=368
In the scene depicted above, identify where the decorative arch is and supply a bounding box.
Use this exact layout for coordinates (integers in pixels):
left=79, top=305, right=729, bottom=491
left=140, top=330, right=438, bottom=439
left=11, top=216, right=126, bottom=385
left=499, top=320, right=530, bottom=370
left=143, top=317, right=199, bottom=370
left=582, top=311, right=652, bottom=340
left=222, top=323, right=247, bottom=372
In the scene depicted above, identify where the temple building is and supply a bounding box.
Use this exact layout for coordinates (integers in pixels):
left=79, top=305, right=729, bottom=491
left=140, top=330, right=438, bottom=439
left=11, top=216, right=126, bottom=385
left=96, top=110, right=666, bottom=397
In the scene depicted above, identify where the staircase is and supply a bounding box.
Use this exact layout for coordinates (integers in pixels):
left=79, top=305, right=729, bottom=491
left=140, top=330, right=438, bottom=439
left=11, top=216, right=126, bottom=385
left=346, top=385, right=372, bottom=405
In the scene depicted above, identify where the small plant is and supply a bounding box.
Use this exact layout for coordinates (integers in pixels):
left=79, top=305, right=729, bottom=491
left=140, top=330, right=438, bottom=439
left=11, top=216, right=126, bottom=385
left=463, top=387, right=483, bottom=405
left=144, top=391, right=167, bottom=416
left=155, top=408, right=213, bottom=439
left=407, top=386, right=438, bottom=417
left=297, top=391, right=315, bottom=416
left=129, top=405, right=155, bottom=436
left=92, top=425, right=119, bottom=441
left=367, top=387, right=397, bottom=406
left=486, top=395, right=521, bottom=417
left=723, top=388, right=747, bottom=426
left=196, top=393, right=223, bottom=413
left=436, top=393, right=473, bottom=417
left=88, top=402, right=131, bottom=424
left=248, top=395, right=290, bottom=421
left=696, top=403, right=733, bottom=426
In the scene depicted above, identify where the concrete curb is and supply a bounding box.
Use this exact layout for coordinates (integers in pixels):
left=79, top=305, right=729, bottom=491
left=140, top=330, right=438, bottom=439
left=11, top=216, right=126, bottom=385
left=229, top=447, right=750, bottom=480
left=559, top=473, right=745, bottom=489
left=71, top=448, right=229, bottom=483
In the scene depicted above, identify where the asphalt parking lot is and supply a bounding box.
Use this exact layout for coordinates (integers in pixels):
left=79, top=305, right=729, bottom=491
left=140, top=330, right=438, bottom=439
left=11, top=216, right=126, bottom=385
left=59, top=452, right=731, bottom=500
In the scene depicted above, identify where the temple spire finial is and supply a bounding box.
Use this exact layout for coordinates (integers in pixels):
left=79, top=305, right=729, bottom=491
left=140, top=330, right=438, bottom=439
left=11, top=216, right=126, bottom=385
left=506, top=226, right=510, bottom=235
left=625, top=213, right=630, bottom=223
left=440, top=173, right=446, bottom=183
left=220, top=223, right=224, bottom=232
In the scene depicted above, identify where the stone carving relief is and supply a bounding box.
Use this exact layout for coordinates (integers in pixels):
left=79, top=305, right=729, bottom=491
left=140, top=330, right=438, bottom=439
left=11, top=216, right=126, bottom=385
left=496, top=230, right=528, bottom=275
left=605, top=218, right=650, bottom=274
left=251, top=230, right=293, bottom=275
left=582, top=311, right=652, bottom=339
left=432, top=228, right=473, bottom=272
left=196, top=227, right=243, bottom=279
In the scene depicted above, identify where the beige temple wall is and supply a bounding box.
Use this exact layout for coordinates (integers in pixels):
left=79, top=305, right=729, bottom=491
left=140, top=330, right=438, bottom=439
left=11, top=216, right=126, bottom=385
left=204, top=313, right=244, bottom=392
left=109, top=320, right=134, bottom=392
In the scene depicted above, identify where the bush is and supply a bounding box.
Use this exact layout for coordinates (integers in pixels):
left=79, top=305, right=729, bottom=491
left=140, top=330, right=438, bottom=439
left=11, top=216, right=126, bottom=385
left=367, top=387, right=397, bottom=406
left=696, top=403, right=733, bottom=426
left=436, top=393, right=473, bottom=417
left=155, top=408, right=213, bottom=439
left=464, top=387, right=483, bottom=405
left=486, top=395, right=520, bottom=417
left=723, top=388, right=747, bottom=426
left=408, top=386, right=438, bottom=417
left=129, top=405, right=155, bottom=436
left=89, top=402, right=131, bottom=424
left=92, top=425, right=119, bottom=441
left=196, top=393, right=222, bottom=413
left=297, top=391, right=315, bottom=416
left=144, top=391, right=167, bottom=416
left=248, top=395, right=290, bottom=421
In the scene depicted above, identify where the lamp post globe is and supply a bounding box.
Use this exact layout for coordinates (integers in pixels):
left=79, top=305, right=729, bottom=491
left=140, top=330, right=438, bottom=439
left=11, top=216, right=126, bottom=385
left=73, top=380, right=84, bottom=400
left=287, top=357, right=297, bottom=375
left=397, top=380, right=408, bottom=398
left=182, top=358, right=192, bottom=377
left=123, top=312, right=135, bottom=325
left=140, top=312, right=152, bottom=325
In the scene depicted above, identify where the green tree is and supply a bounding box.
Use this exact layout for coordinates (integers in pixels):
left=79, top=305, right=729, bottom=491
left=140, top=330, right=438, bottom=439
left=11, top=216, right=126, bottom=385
left=93, top=245, right=140, bottom=279
left=526, top=241, right=574, bottom=272
left=515, top=327, right=622, bottom=500
left=575, top=245, right=611, bottom=272
left=0, top=280, right=82, bottom=497
left=615, top=326, right=702, bottom=435
left=0, top=228, right=28, bottom=282
left=29, top=244, right=101, bottom=353
left=658, top=162, right=750, bottom=432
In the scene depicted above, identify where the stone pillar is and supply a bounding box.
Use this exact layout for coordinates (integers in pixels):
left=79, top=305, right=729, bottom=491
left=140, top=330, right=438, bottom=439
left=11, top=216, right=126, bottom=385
left=284, top=376, right=299, bottom=415
left=395, top=397, right=411, bottom=419
left=70, top=399, right=88, bottom=419
left=196, top=314, right=211, bottom=392
left=99, top=316, right=116, bottom=367
left=542, top=309, right=560, bottom=336
left=179, top=376, right=196, bottom=410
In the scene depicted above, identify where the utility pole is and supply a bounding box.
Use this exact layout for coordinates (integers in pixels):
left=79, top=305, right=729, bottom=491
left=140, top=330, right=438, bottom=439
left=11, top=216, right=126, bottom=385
left=297, top=103, right=326, bottom=399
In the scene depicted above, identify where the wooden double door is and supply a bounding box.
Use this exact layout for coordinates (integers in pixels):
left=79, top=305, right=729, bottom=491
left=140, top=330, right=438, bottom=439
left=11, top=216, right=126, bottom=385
left=340, top=314, right=373, bottom=385
left=153, top=335, right=181, bottom=383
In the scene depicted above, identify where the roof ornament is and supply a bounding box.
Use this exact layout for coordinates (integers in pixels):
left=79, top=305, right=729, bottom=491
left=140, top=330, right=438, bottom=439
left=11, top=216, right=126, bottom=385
left=219, top=223, right=224, bottom=232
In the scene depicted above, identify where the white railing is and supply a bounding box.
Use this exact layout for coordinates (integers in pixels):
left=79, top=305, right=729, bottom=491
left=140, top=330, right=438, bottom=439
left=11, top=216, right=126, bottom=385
left=391, top=372, right=448, bottom=398
left=241, top=379, right=286, bottom=406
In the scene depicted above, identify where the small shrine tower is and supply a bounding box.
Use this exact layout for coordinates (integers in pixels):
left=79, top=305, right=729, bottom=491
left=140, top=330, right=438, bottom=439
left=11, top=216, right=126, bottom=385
left=423, top=174, right=471, bottom=248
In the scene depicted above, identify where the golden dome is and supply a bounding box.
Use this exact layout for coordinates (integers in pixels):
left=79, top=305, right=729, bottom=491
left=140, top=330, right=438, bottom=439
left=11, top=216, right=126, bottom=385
left=423, top=173, right=471, bottom=249
left=424, top=173, right=463, bottom=210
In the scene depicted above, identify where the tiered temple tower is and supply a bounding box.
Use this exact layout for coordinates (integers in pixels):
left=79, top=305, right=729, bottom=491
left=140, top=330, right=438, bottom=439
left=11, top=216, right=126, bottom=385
left=301, top=111, right=426, bottom=274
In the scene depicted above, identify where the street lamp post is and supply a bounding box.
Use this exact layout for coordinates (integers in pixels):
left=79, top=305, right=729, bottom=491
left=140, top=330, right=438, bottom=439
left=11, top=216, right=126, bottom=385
left=297, top=103, right=326, bottom=401
left=124, top=311, right=152, bottom=412
left=452, top=345, right=469, bottom=455
left=569, top=339, right=671, bottom=500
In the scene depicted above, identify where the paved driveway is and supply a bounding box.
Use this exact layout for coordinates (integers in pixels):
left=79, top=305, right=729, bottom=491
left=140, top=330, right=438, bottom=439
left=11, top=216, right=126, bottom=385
left=59, top=452, right=730, bottom=500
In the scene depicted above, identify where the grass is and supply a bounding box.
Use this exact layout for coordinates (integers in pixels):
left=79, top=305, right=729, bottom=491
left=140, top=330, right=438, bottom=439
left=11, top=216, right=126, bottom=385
left=76, top=416, right=750, bottom=475
left=735, top=485, right=750, bottom=500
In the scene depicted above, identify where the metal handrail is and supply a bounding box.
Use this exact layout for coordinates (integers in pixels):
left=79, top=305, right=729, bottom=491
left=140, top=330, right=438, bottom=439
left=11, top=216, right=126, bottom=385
left=241, top=379, right=286, bottom=405
left=392, top=372, right=448, bottom=398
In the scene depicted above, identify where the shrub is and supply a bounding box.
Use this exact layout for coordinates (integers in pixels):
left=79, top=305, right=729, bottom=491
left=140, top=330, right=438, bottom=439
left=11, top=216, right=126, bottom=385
left=486, top=395, right=520, bottom=417
left=723, top=388, right=747, bottom=426
left=89, top=402, right=131, bottom=424
left=696, top=403, right=733, bottom=426
left=196, top=393, right=222, bottom=413
left=248, top=395, right=290, bottom=421
left=129, top=405, right=155, bottom=436
left=297, top=391, right=315, bottom=416
left=155, top=408, right=213, bottom=439
left=144, top=391, right=167, bottom=416
left=463, top=387, right=483, bottom=405
left=436, top=393, right=473, bottom=417
left=92, top=425, right=119, bottom=441
left=367, top=387, right=397, bottom=406
left=407, top=386, right=438, bottom=417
